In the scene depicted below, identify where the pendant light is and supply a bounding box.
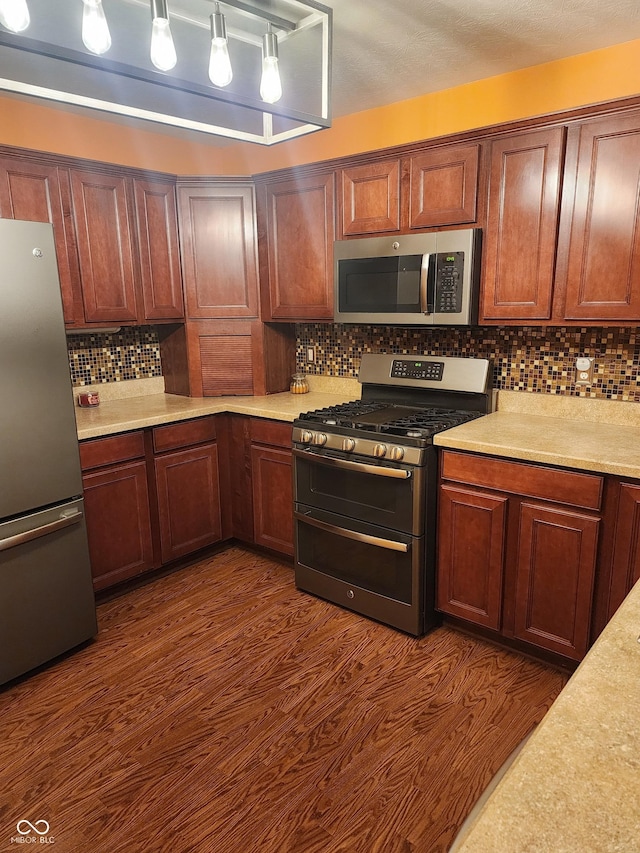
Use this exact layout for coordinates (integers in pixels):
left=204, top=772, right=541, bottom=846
left=208, top=3, right=232, bottom=88
left=0, top=0, right=29, bottom=32
left=150, top=0, right=177, bottom=72
left=81, top=0, right=111, bottom=55
left=260, top=23, right=282, bottom=104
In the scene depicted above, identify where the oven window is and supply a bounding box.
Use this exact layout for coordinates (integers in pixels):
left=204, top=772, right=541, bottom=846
left=296, top=515, right=415, bottom=603
left=295, top=453, right=420, bottom=535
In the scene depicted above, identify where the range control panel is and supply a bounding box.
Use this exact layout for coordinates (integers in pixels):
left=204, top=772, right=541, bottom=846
left=435, top=251, right=464, bottom=313
left=390, top=359, right=444, bottom=381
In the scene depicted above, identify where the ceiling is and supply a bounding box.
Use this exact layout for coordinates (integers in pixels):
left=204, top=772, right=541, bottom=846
left=328, top=0, right=640, bottom=119
left=3, top=0, right=640, bottom=142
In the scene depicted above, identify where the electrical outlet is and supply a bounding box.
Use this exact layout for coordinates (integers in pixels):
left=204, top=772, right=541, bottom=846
left=306, top=346, right=315, bottom=363
left=575, top=356, right=594, bottom=386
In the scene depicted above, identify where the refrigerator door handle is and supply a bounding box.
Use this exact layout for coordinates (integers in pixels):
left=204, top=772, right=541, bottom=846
left=0, top=509, right=83, bottom=553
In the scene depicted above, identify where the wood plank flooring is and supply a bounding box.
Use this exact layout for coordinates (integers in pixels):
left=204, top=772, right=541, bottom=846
left=0, top=546, right=568, bottom=852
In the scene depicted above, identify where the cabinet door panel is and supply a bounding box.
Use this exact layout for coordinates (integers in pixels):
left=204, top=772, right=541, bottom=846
left=514, top=502, right=598, bottom=660
left=251, top=444, right=293, bottom=556
left=82, top=461, right=155, bottom=590
left=437, top=485, right=507, bottom=629
left=609, top=482, right=640, bottom=617
left=340, top=159, right=401, bottom=235
left=71, top=170, right=138, bottom=323
left=564, top=114, right=640, bottom=320
left=155, top=444, right=222, bottom=563
left=0, top=157, right=77, bottom=324
left=134, top=178, right=183, bottom=321
left=260, top=172, right=335, bottom=320
left=409, top=143, right=479, bottom=229
left=178, top=184, right=258, bottom=318
left=481, top=128, right=564, bottom=320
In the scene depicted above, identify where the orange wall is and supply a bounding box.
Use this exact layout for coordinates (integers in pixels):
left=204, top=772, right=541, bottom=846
left=2, top=37, right=640, bottom=176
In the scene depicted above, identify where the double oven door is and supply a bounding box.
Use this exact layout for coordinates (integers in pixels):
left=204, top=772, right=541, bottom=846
left=293, top=445, right=437, bottom=636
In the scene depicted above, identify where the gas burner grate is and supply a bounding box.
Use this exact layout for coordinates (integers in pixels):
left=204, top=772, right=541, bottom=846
left=379, top=408, right=483, bottom=438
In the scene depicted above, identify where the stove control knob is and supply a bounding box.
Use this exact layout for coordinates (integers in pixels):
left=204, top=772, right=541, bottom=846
left=313, top=432, right=327, bottom=446
left=373, top=443, right=388, bottom=458
left=300, top=430, right=314, bottom=444
left=389, top=446, right=405, bottom=461
left=342, top=438, right=356, bottom=452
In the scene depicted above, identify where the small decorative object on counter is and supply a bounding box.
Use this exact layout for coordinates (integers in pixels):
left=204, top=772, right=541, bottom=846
left=77, top=392, right=100, bottom=407
left=290, top=373, right=310, bottom=394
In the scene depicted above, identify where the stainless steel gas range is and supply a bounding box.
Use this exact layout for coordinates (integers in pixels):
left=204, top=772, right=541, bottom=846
left=293, top=354, right=494, bottom=636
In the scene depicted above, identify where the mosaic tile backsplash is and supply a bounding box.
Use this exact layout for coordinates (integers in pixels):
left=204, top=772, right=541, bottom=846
left=68, top=326, right=162, bottom=386
left=66, top=323, right=640, bottom=403
left=295, top=325, right=640, bottom=403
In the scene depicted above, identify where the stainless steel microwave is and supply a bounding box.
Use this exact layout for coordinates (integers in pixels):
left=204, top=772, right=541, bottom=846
left=334, top=228, right=482, bottom=325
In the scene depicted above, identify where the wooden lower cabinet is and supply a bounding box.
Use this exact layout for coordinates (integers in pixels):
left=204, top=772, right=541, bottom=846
left=437, top=451, right=602, bottom=662
left=79, top=432, right=155, bottom=591
left=81, top=414, right=294, bottom=591
left=153, top=422, right=222, bottom=563
left=250, top=419, right=294, bottom=557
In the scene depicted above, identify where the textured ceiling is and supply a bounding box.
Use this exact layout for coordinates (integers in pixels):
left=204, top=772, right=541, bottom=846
left=327, top=0, right=640, bottom=117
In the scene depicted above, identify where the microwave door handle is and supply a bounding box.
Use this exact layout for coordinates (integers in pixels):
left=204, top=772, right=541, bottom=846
left=420, top=253, right=430, bottom=315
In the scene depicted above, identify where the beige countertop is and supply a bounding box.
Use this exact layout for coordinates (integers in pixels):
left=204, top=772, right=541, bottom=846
left=435, top=390, right=640, bottom=479
left=452, top=577, right=640, bottom=853
left=74, top=376, right=361, bottom=440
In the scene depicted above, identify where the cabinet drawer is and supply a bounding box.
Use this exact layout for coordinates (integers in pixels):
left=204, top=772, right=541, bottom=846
left=153, top=417, right=217, bottom=453
left=79, top=431, right=145, bottom=471
left=441, top=451, right=603, bottom=510
left=250, top=418, right=292, bottom=449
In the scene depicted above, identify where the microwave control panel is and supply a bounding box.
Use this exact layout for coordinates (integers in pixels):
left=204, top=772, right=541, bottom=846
left=434, top=252, right=464, bottom=313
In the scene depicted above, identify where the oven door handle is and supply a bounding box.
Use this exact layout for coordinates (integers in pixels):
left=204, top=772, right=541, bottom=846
left=293, top=448, right=412, bottom=480
left=294, top=510, right=410, bottom=553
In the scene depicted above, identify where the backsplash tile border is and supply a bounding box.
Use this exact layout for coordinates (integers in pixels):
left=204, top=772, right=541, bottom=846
left=67, top=326, right=162, bottom=386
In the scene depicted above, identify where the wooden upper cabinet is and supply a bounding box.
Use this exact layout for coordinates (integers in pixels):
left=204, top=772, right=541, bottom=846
left=0, top=156, right=79, bottom=325
left=177, top=182, right=258, bottom=319
left=339, top=158, right=401, bottom=236
left=258, top=171, right=335, bottom=321
left=408, top=143, right=479, bottom=229
left=560, top=112, right=640, bottom=321
left=481, top=127, right=565, bottom=322
left=133, top=178, right=183, bottom=322
left=70, top=169, right=138, bottom=324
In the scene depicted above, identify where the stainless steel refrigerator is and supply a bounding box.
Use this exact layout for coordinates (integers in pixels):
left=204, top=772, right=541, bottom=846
left=0, top=219, right=97, bottom=685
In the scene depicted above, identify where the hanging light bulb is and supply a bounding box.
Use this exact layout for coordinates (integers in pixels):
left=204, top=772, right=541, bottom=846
left=82, top=0, right=111, bottom=55
left=150, top=0, right=177, bottom=72
left=0, top=0, right=30, bottom=33
left=208, top=4, right=232, bottom=88
left=260, top=24, right=282, bottom=104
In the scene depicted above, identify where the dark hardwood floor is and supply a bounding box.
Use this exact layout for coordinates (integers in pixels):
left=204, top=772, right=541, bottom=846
left=0, top=546, right=568, bottom=852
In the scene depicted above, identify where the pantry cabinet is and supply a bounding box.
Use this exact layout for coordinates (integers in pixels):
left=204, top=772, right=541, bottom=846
left=437, top=451, right=602, bottom=661
left=79, top=432, right=155, bottom=591
left=256, top=170, right=335, bottom=321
